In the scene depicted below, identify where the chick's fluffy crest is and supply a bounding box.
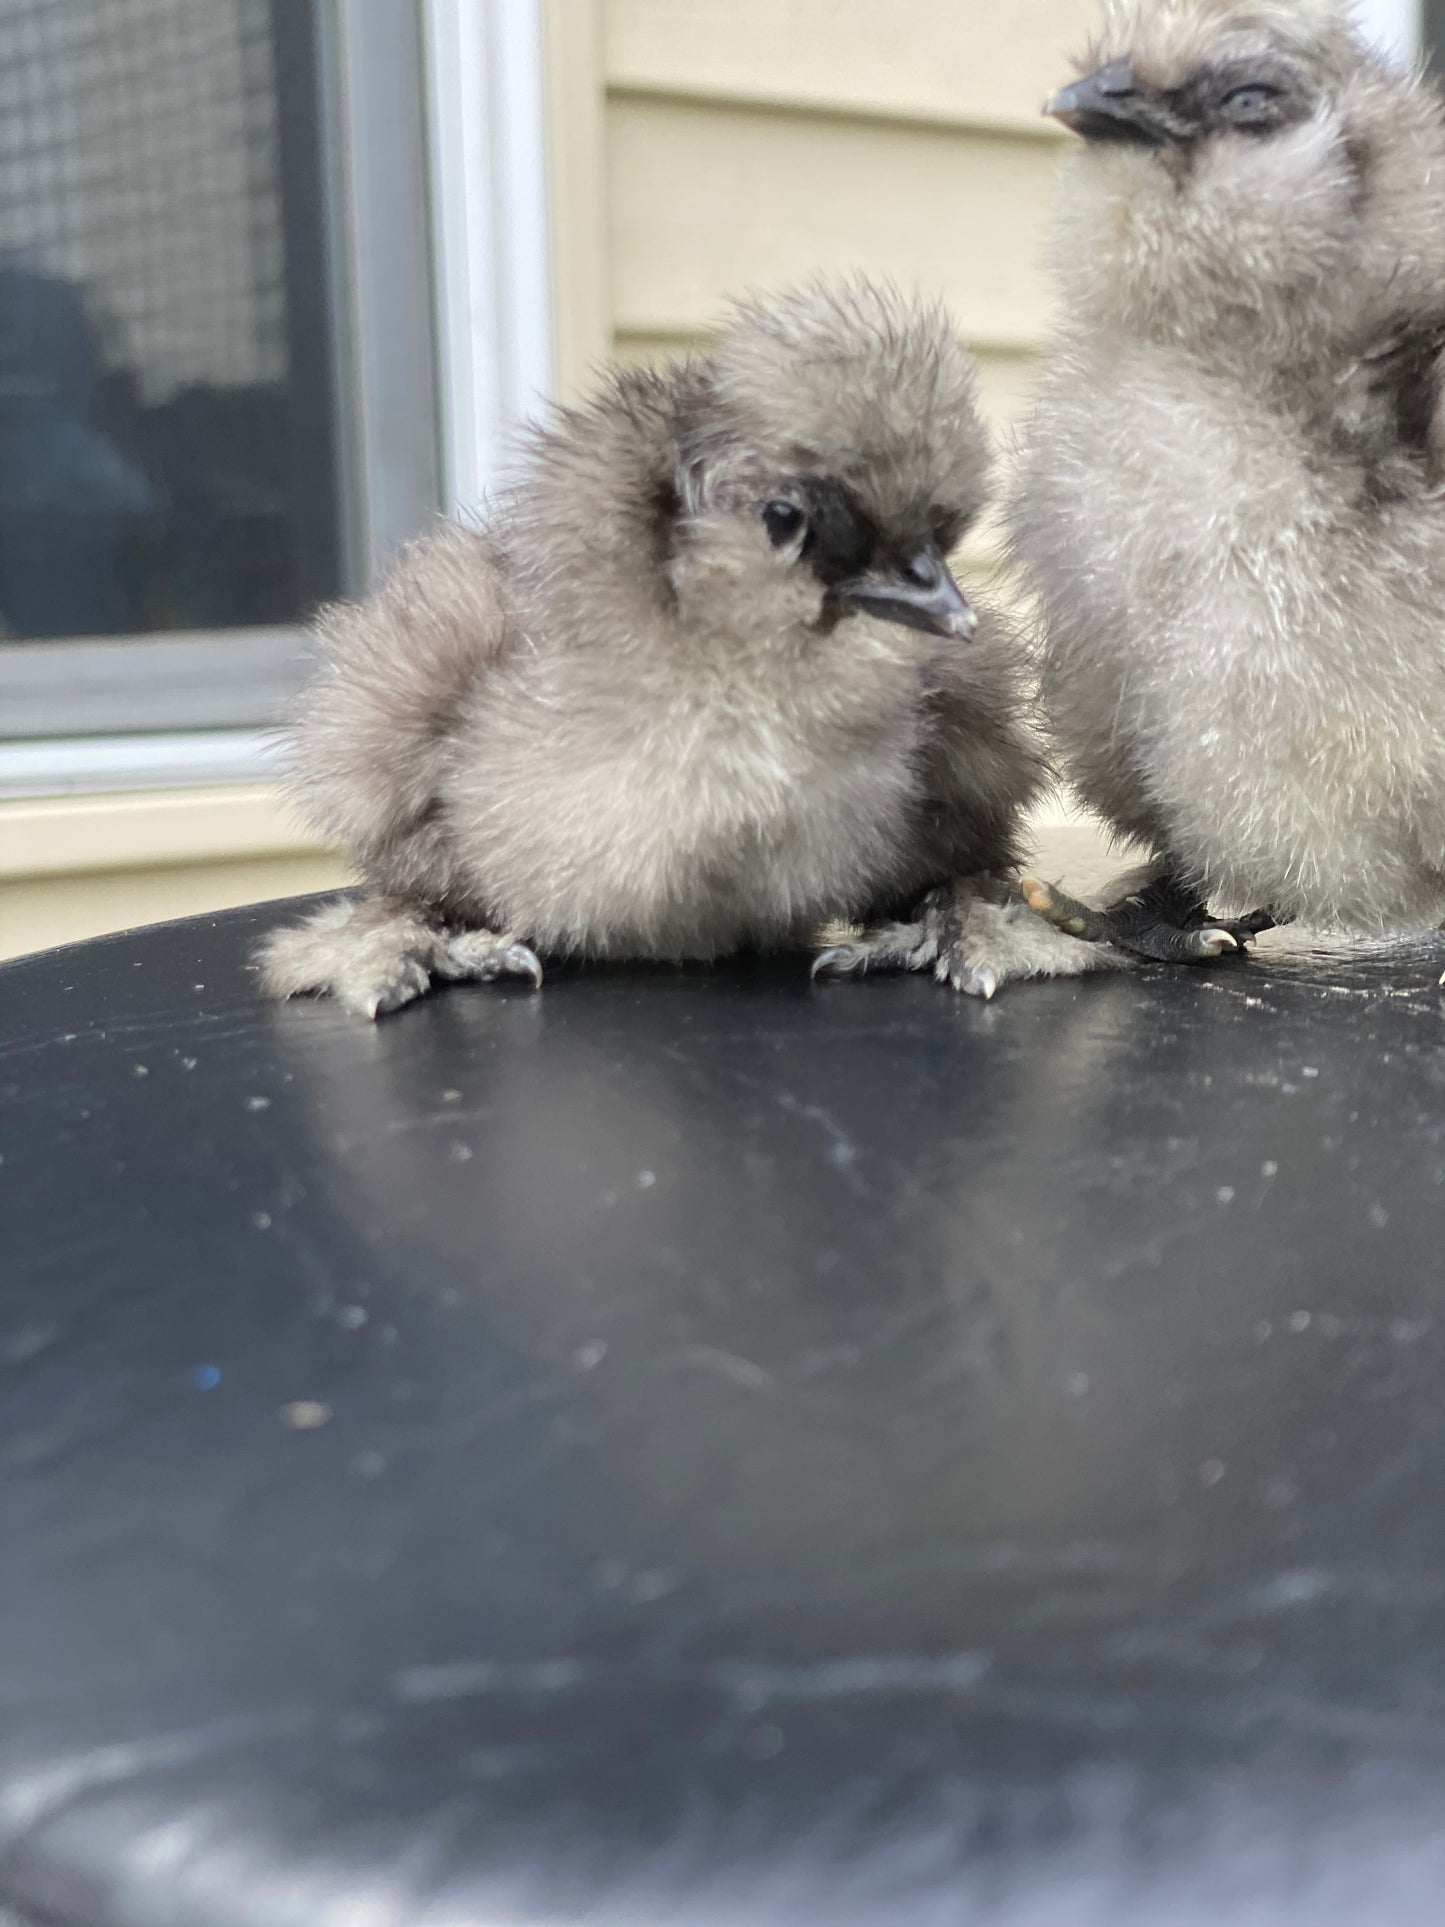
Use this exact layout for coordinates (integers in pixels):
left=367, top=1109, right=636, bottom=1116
left=703, top=279, right=991, bottom=530
left=1088, top=0, right=1363, bottom=80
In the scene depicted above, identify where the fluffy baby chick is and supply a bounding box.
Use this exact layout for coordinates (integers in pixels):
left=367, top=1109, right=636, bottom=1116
left=258, top=279, right=1100, bottom=1017
left=1013, top=0, right=1445, bottom=962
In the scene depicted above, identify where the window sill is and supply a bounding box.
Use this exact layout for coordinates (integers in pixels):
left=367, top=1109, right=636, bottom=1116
left=0, top=784, right=348, bottom=963
left=0, top=783, right=328, bottom=881
left=0, top=730, right=286, bottom=801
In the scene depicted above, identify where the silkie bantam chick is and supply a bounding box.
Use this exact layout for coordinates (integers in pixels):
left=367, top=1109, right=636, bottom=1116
left=1013, top=0, right=1445, bottom=963
left=258, top=279, right=1101, bottom=1017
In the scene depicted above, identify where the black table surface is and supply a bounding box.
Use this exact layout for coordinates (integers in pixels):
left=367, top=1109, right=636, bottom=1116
left=3, top=888, right=1445, bottom=1926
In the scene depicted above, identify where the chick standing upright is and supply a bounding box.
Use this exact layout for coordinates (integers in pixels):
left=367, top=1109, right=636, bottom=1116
left=1014, top=0, right=1445, bottom=960
left=259, top=279, right=1098, bottom=1017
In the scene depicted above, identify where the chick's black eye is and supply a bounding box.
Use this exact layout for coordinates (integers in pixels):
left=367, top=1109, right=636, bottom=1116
left=762, top=500, right=806, bottom=549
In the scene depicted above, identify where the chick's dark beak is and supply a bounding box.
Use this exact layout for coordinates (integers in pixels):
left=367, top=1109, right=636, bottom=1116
left=1045, top=59, right=1169, bottom=147
left=839, top=544, right=977, bottom=640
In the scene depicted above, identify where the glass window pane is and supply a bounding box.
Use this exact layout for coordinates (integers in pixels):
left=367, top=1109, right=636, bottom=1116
left=0, top=0, right=342, bottom=643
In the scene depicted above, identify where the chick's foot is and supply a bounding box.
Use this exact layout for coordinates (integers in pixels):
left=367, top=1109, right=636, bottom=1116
left=255, top=895, right=542, bottom=1020
left=1020, top=874, right=1276, bottom=965
left=813, top=875, right=1121, bottom=998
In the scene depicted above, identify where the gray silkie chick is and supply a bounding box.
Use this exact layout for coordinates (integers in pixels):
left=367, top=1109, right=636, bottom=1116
left=1012, top=0, right=1445, bottom=963
left=257, top=279, right=1101, bottom=1018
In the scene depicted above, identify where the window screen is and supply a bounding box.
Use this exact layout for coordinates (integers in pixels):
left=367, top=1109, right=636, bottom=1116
left=0, top=0, right=341, bottom=644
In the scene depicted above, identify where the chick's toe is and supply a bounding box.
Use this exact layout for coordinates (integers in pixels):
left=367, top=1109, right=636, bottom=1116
left=1020, top=876, right=1266, bottom=965
left=432, top=931, right=544, bottom=988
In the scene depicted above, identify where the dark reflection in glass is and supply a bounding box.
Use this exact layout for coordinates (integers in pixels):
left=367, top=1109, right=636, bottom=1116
left=0, top=0, right=340, bottom=643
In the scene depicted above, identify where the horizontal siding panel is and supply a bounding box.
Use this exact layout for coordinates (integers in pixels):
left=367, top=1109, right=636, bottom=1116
left=972, top=346, right=1041, bottom=435
left=608, top=331, right=697, bottom=368
left=608, top=96, right=1062, bottom=353
left=605, top=0, right=1095, bottom=136
left=2, top=856, right=349, bottom=963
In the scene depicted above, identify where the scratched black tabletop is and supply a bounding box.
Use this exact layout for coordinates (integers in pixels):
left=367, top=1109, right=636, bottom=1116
left=3, top=884, right=1445, bottom=1926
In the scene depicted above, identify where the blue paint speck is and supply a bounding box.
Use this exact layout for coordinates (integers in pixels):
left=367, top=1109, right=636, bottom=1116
left=191, top=1365, right=222, bottom=1391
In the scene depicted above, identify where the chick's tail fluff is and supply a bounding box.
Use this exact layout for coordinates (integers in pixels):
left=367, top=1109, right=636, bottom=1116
left=280, top=522, right=507, bottom=885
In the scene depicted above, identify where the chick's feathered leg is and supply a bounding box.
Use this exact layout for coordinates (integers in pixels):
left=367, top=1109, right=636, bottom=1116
left=813, top=874, right=1122, bottom=1000
left=1019, top=868, right=1280, bottom=965
left=255, top=895, right=542, bottom=1021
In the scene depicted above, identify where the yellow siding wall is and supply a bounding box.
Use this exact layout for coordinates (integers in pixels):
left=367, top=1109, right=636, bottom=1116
left=550, top=0, right=1097, bottom=449
left=0, top=790, right=348, bottom=964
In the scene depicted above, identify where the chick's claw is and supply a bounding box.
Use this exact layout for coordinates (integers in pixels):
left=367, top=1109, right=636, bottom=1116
left=812, top=912, right=943, bottom=980
left=364, top=956, right=434, bottom=1020
left=811, top=944, right=869, bottom=980
left=942, top=955, right=999, bottom=1000
left=433, top=932, right=544, bottom=988
left=1221, top=908, right=1282, bottom=941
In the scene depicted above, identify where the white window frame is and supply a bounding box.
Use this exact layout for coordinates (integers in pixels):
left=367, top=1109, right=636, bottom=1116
left=424, top=0, right=555, bottom=523
left=0, top=0, right=556, bottom=801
